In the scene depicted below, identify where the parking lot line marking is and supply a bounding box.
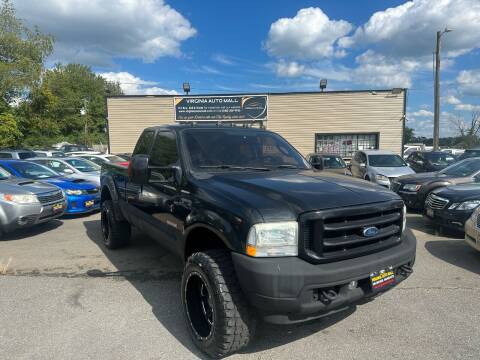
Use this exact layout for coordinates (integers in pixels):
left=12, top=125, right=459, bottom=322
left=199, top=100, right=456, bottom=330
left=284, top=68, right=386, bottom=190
left=1, top=257, right=12, bottom=274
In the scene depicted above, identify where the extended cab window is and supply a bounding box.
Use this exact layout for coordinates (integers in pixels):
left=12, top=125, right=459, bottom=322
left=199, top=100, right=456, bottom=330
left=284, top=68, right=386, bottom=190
left=133, top=130, right=155, bottom=155
left=149, top=131, right=178, bottom=183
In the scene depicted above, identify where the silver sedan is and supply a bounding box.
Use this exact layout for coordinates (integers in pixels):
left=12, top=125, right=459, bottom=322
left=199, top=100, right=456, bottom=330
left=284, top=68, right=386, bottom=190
left=32, top=157, right=101, bottom=186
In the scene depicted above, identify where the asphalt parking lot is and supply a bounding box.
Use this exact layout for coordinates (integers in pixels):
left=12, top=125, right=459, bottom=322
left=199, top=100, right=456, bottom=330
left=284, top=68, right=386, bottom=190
left=1, top=213, right=480, bottom=360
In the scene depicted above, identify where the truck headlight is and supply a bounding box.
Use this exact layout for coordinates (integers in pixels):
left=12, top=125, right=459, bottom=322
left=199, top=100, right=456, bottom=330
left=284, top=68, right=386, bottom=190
left=65, top=189, right=85, bottom=195
left=402, top=184, right=421, bottom=192
left=375, top=174, right=389, bottom=182
left=453, top=200, right=480, bottom=211
left=246, top=221, right=298, bottom=257
left=3, top=194, right=40, bottom=204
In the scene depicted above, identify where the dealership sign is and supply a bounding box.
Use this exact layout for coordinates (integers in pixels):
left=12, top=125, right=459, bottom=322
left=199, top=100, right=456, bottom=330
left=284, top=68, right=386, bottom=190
left=174, top=95, right=267, bottom=121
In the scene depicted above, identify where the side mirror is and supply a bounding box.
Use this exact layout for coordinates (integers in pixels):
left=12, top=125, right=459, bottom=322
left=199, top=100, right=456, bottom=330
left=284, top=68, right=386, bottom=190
left=63, top=168, right=74, bottom=174
left=129, top=154, right=150, bottom=185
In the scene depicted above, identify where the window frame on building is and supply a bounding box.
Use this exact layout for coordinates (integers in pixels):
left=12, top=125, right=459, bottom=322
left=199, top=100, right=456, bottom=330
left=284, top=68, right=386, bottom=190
left=314, top=132, right=380, bottom=159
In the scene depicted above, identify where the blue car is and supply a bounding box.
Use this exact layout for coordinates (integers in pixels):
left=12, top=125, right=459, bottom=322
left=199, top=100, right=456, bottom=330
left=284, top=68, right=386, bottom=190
left=0, top=160, right=100, bottom=214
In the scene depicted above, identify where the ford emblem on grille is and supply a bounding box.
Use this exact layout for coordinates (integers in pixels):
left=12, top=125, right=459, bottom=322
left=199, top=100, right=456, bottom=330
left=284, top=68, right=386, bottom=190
left=362, top=226, right=379, bottom=237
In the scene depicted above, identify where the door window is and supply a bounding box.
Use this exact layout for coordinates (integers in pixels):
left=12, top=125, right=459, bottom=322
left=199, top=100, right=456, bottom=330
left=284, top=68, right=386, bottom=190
left=149, top=131, right=179, bottom=183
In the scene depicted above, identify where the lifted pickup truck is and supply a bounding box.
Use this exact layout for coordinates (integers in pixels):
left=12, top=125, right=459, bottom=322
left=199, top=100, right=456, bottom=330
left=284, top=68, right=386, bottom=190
left=100, top=124, right=416, bottom=358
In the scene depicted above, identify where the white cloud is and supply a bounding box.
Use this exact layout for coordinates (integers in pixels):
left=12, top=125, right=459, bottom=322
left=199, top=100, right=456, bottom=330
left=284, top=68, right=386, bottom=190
left=265, top=7, right=353, bottom=60
left=443, top=95, right=461, bottom=105
left=411, top=109, right=434, bottom=117
left=99, top=72, right=177, bottom=95
left=340, top=0, right=480, bottom=59
left=273, top=61, right=305, bottom=77
left=350, top=50, right=426, bottom=88
left=454, top=103, right=480, bottom=112
left=212, top=54, right=235, bottom=65
left=457, top=70, right=480, bottom=96
left=13, top=0, right=196, bottom=66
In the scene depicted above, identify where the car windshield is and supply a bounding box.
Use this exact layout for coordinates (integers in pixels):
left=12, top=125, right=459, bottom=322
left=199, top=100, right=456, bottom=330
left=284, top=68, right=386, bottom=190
left=440, top=158, right=480, bottom=177
left=323, top=156, right=346, bottom=169
left=424, top=152, right=455, bottom=165
left=368, top=154, right=406, bottom=167
left=65, top=158, right=100, bottom=172
left=183, top=128, right=309, bottom=170
left=105, top=155, right=125, bottom=162
left=0, top=167, right=10, bottom=180
left=8, top=161, right=59, bottom=179
left=53, top=152, right=65, bottom=157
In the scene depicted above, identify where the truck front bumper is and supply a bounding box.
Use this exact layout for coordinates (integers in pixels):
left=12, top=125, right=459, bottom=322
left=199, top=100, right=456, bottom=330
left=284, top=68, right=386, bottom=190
left=232, top=229, right=416, bottom=324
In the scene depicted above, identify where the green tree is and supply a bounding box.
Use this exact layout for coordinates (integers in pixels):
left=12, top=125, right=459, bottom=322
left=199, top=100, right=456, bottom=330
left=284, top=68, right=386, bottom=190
left=0, top=0, right=54, bottom=103
left=18, top=63, right=123, bottom=147
left=0, top=112, right=21, bottom=147
left=403, top=126, right=415, bottom=144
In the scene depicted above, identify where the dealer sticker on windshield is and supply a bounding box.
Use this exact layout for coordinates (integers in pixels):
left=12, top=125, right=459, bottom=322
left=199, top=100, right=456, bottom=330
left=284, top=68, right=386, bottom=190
left=370, top=267, right=396, bottom=290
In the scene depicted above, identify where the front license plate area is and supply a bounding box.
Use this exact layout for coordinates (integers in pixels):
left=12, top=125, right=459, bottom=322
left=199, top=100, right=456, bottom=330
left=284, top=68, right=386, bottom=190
left=85, top=200, right=95, bottom=207
left=370, top=267, right=396, bottom=291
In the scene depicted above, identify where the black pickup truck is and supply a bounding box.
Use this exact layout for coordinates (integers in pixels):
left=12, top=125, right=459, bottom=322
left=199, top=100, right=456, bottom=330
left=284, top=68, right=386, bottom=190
left=100, top=124, right=416, bottom=358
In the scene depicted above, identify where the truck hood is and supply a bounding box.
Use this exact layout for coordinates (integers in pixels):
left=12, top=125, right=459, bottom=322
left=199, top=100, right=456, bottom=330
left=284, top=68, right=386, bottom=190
left=369, top=166, right=415, bottom=177
left=433, top=183, right=480, bottom=202
left=203, top=170, right=400, bottom=221
left=0, top=178, right=59, bottom=195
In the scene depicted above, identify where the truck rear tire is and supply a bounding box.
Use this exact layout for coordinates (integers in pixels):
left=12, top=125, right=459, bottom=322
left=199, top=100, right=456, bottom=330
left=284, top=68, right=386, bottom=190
left=101, top=200, right=130, bottom=249
left=182, top=249, right=256, bottom=358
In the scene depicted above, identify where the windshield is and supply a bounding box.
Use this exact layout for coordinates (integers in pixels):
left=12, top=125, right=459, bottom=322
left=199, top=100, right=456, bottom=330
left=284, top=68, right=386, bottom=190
left=424, top=152, right=455, bottom=165
left=0, top=167, right=10, bottom=180
left=105, top=155, right=125, bottom=162
left=323, top=156, right=346, bottom=169
left=8, top=161, right=59, bottom=179
left=65, top=158, right=100, bottom=172
left=440, top=158, right=480, bottom=177
left=368, top=154, right=406, bottom=167
left=183, top=128, right=309, bottom=170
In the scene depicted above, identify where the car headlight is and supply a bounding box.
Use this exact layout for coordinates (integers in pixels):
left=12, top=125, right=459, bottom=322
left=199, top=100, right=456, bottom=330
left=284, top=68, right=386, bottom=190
left=2, top=194, right=40, bottom=204
left=452, top=200, right=480, bottom=211
left=402, top=184, right=421, bottom=192
left=375, top=174, right=389, bottom=182
left=246, top=221, right=298, bottom=257
left=65, top=189, right=85, bottom=195
left=402, top=204, right=407, bottom=233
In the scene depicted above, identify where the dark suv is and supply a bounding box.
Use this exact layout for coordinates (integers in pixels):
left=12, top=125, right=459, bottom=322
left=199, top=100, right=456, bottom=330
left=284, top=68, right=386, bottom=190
left=100, top=124, right=416, bottom=358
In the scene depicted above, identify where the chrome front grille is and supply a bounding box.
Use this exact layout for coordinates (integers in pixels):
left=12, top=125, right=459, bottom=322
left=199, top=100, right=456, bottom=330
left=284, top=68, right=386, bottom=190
left=425, top=193, right=449, bottom=210
left=37, top=190, right=64, bottom=205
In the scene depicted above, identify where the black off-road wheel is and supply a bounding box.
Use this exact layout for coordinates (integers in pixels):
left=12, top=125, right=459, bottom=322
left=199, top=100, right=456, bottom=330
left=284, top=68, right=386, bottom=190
left=182, top=249, right=256, bottom=358
left=101, top=200, right=131, bottom=249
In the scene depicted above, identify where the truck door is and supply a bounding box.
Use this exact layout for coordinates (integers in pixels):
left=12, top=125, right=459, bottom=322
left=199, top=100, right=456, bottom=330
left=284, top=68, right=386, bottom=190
left=128, top=130, right=186, bottom=255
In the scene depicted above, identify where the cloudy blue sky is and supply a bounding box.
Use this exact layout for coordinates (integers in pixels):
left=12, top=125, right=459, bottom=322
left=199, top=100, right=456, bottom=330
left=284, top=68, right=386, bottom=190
left=13, top=0, right=480, bottom=137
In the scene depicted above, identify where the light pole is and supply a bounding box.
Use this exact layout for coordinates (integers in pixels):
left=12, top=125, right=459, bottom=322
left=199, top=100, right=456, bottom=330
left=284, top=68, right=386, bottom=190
left=433, top=27, right=452, bottom=150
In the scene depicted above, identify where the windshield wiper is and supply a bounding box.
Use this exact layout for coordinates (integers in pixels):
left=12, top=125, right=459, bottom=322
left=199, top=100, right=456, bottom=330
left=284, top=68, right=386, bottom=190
left=199, top=165, right=270, bottom=171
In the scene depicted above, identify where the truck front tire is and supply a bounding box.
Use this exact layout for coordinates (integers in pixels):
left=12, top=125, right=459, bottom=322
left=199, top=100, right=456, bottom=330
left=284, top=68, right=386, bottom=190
left=101, top=200, right=130, bottom=249
left=182, top=249, right=256, bottom=358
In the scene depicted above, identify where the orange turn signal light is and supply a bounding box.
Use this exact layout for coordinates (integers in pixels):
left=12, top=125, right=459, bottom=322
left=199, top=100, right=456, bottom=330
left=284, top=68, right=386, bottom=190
left=3, top=194, right=14, bottom=201
left=246, top=245, right=256, bottom=257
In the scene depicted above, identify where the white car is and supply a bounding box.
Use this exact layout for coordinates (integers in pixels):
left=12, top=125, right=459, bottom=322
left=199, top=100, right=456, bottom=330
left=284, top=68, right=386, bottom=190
left=31, top=157, right=101, bottom=186
left=465, top=207, right=480, bottom=252
left=72, top=154, right=129, bottom=167
left=64, top=150, right=102, bottom=156
left=34, top=150, right=66, bottom=158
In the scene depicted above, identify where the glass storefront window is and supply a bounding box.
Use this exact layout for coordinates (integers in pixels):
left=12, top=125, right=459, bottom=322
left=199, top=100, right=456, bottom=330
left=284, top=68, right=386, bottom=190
left=315, top=133, right=378, bottom=158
